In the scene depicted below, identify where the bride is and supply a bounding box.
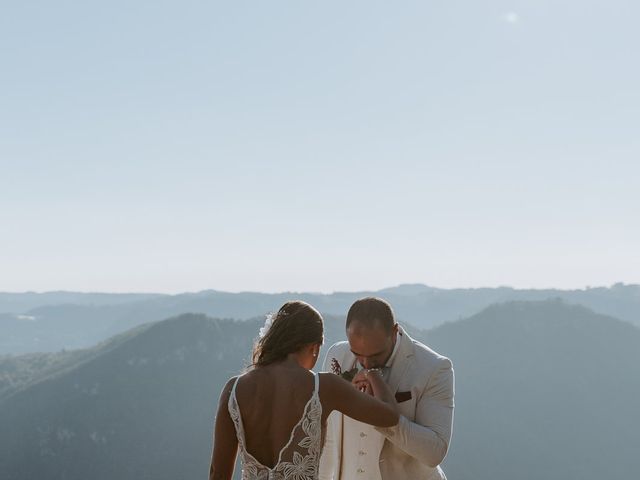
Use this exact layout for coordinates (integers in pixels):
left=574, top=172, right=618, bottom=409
left=210, top=300, right=399, bottom=480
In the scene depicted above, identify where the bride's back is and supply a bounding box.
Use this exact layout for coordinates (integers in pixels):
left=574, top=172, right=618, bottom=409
left=233, top=364, right=318, bottom=468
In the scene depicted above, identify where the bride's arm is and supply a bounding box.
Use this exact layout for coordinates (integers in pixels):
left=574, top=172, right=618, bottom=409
left=209, top=378, right=239, bottom=480
left=319, top=373, right=399, bottom=428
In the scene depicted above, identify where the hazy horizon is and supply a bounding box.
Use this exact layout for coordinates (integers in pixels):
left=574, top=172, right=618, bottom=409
left=0, top=281, right=636, bottom=296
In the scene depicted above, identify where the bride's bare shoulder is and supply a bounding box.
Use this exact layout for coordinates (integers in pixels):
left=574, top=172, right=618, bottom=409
left=217, top=376, right=239, bottom=403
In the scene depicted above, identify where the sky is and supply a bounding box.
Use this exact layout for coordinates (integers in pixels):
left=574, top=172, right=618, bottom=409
left=1, top=1, right=639, bottom=294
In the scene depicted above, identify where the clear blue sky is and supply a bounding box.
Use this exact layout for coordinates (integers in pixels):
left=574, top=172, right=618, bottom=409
left=1, top=1, right=638, bottom=293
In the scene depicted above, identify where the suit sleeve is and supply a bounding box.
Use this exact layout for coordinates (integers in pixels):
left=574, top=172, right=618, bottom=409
left=375, top=357, right=454, bottom=468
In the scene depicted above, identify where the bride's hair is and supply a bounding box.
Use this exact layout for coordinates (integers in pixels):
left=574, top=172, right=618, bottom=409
left=252, top=300, right=323, bottom=367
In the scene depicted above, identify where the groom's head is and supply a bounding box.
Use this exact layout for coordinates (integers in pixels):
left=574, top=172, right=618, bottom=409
left=346, top=297, right=398, bottom=369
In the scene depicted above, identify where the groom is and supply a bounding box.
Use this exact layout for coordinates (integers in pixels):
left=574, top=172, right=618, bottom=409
left=319, top=297, right=454, bottom=480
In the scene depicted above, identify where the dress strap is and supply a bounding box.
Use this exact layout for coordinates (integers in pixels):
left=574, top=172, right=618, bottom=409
left=313, top=371, right=319, bottom=394
left=227, top=376, right=246, bottom=444
left=228, top=376, right=242, bottom=423
left=230, top=375, right=241, bottom=397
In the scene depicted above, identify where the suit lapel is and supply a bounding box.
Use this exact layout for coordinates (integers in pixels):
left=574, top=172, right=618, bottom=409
left=386, top=326, right=414, bottom=394
left=339, top=347, right=357, bottom=373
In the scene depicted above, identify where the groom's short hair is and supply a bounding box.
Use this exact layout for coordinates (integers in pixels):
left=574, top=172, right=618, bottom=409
left=346, top=297, right=395, bottom=333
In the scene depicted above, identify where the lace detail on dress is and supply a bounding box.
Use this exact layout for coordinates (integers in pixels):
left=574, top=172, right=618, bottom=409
left=228, top=372, right=322, bottom=480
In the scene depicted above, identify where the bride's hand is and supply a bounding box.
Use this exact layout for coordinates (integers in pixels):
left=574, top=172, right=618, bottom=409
left=351, top=370, right=373, bottom=395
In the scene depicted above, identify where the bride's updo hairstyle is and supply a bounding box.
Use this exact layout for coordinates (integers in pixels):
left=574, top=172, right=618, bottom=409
left=252, top=300, right=323, bottom=367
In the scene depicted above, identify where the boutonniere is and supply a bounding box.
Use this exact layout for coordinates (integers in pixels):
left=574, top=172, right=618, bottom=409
left=330, top=357, right=358, bottom=382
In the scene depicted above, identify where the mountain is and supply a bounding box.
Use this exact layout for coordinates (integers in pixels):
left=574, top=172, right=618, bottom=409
left=0, top=292, right=163, bottom=313
left=0, top=314, right=253, bottom=480
left=0, top=312, right=348, bottom=480
left=0, top=324, right=154, bottom=401
left=1, top=300, right=639, bottom=480
left=426, top=300, right=640, bottom=480
left=2, top=283, right=640, bottom=354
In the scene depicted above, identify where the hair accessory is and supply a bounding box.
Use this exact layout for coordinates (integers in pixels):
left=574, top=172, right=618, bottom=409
left=258, top=312, right=276, bottom=339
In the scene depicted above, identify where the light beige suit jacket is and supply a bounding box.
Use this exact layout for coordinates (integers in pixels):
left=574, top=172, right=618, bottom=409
left=319, top=326, right=454, bottom=480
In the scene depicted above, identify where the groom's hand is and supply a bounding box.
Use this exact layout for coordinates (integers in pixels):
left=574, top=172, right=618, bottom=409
left=352, top=370, right=373, bottom=395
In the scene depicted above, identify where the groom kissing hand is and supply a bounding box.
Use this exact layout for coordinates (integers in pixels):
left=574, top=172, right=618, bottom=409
left=319, top=297, right=454, bottom=480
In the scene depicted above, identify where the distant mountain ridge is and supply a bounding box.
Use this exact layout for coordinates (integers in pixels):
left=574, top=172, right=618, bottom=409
left=0, top=292, right=164, bottom=313
left=1, top=300, right=638, bottom=480
left=1, top=283, right=639, bottom=354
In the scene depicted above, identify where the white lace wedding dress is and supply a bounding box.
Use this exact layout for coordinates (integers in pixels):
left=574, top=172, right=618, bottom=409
left=228, top=372, right=322, bottom=480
